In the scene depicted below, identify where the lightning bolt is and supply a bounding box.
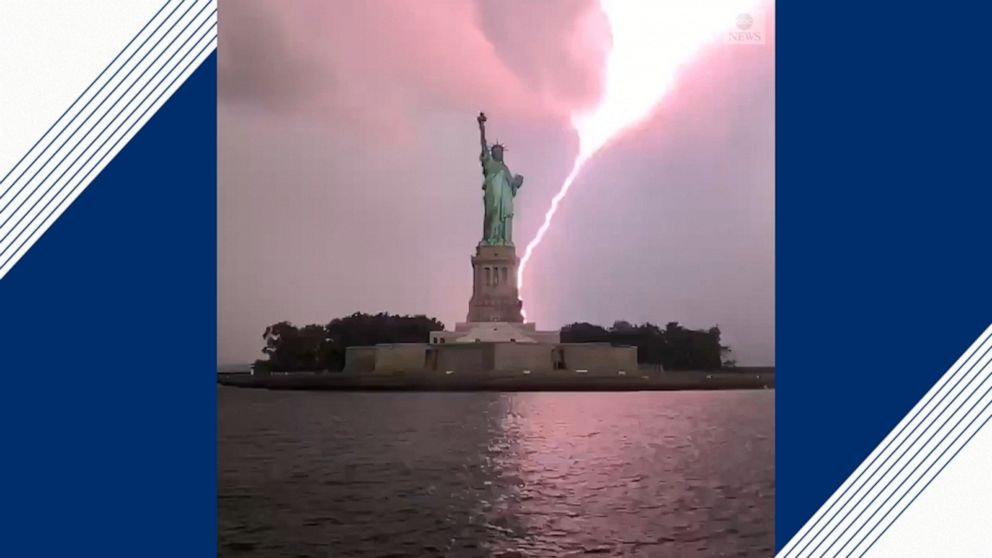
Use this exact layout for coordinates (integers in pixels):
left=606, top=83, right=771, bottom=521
left=517, top=0, right=760, bottom=321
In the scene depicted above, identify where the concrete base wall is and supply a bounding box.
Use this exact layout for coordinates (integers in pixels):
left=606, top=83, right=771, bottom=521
left=493, top=343, right=554, bottom=371
left=343, top=346, right=376, bottom=372
left=343, top=340, right=638, bottom=376
left=613, top=346, right=639, bottom=372
left=560, top=343, right=638, bottom=374
left=528, top=330, right=562, bottom=344
left=372, top=343, right=429, bottom=373
left=434, top=343, right=490, bottom=374
left=431, top=322, right=560, bottom=344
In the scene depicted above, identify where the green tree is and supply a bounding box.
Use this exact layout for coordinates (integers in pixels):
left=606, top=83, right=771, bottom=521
left=562, top=319, right=726, bottom=370
left=560, top=322, right=610, bottom=342
left=257, top=313, right=446, bottom=372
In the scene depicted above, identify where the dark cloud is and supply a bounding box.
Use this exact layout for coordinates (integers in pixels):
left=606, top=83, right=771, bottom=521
left=473, top=0, right=610, bottom=113
left=218, top=0, right=315, bottom=110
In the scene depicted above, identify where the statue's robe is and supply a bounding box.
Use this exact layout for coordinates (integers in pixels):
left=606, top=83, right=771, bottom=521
left=480, top=152, right=517, bottom=245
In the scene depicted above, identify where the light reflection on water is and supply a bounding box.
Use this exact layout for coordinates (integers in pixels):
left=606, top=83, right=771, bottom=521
left=218, top=388, right=773, bottom=557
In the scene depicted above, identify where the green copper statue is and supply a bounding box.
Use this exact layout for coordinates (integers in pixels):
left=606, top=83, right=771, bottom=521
left=477, top=112, right=523, bottom=246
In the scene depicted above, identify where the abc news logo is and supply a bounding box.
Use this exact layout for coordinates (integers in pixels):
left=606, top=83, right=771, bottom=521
left=725, top=12, right=766, bottom=45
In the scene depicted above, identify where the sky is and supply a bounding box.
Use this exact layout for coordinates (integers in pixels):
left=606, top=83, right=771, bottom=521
left=218, top=0, right=775, bottom=366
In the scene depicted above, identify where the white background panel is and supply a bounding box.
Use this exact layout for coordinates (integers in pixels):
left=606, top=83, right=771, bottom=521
left=868, top=424, right=992, bottom=557
left=0, top=0, right=162, bottom=171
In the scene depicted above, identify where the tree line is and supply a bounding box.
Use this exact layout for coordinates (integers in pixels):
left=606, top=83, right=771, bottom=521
left=253, top=312, right=445, bottom=372
left=253, top=313, right=730, bottom=372
left=561, top=320, right=729, bottom=371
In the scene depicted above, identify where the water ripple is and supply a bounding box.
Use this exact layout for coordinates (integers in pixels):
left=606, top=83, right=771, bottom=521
left=219, top=389, right=774, bottom=557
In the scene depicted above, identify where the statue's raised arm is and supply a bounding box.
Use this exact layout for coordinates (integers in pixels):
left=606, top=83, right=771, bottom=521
left=477, top=112, right=488, bottom=160
left=475, top=112, right=520, bottom=246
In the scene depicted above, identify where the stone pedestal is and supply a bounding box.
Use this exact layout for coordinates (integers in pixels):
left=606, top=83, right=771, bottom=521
left=430, top=322, right=561, bottom=344
left=466, top=243, right=523, bottom=323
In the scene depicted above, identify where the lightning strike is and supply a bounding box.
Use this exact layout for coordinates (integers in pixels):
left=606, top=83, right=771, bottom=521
left=517, top=0, right=759, bottom=320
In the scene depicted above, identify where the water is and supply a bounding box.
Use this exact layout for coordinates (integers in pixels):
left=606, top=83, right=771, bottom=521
left=218, top=388, right=774, bottom=557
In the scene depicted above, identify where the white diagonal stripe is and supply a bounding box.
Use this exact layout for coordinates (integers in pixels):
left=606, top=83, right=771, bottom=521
left=0, top=0, right=217, bottom=279
left=778, top=323, right=992, bottom=557
left=866, top=404, right=992, bottom=556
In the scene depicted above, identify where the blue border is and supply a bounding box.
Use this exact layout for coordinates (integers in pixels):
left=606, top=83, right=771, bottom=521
left=0, top=54, right=216, bottom=556
left=776, top=3, right=992, bottom=548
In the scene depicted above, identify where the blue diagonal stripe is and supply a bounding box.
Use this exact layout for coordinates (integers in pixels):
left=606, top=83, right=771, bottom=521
left=799, top=335, right=992, bottom=556
left=778, top=324, right=992, bottom=557
left=780, top=327, right=992, bottom=556
left=0, top=34, right=217, bottom=276
left=0, top=0, right=217, bottom=279
left=0, top=1, right=173, bottom=188
left=0, top=8, right=216, bottom=257
left=0, top=0, right=187, bottom=214
left=823, top=343, right=992, bottom=555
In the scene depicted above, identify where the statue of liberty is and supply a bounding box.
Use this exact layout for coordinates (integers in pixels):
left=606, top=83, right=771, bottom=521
left=477, top=112, right=523, bottom=246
